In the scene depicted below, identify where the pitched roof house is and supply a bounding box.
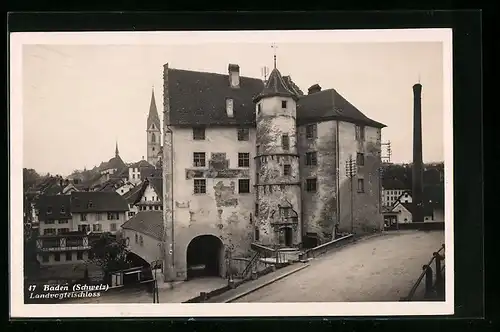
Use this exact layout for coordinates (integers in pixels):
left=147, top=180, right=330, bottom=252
left=70, top=191, right=129, bottom=213
left=121, top=211, right=164, bottom=241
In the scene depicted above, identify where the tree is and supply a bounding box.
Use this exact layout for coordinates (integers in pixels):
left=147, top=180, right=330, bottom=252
left=87, top=233, right=132, bottom=283
left=23, top=168, right=41, bottom=191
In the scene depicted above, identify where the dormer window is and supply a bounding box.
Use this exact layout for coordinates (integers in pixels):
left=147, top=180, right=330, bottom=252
left=60, top=206, right=65, bottom=214
left=87, top=200, right=93, bottom=208
left=226, top=98, right=234, bottom=118
left=47, top=206, right=52, bottom=214
left=281, top=100, right=287, bottom=109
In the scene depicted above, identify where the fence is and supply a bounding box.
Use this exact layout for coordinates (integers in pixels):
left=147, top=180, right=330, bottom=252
left=299, top=234, right=354, bottom=260
left=400, top=243, right=445, bottom=301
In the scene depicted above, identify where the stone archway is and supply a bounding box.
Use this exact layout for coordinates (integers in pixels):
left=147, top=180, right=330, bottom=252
left=186, top=234, right=224, bottom=280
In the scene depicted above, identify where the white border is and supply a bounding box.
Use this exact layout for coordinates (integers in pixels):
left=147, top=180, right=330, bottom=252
left=10, top=29, right=454, bottom=318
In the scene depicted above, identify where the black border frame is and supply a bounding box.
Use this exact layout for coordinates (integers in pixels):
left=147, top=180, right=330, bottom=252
left=6, top=10, right=485, bottom=330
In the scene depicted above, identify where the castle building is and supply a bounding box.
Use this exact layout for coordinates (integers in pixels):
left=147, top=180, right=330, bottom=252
left=158, top=62, right=386, bottom=281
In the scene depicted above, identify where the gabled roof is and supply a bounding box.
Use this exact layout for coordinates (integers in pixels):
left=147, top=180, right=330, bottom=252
left=253, top=68, right=299, bottom=103
left=399, top=202, right=435, bottom=218
left=123, top=183, right=143, bottom=204
left=297, top=89, right=386, bottom=128
left=70, top=191, right=129, bottom=213
left=164, top=66, right=385, bottom=129
left=133, top=177, right=163, bottom=204
left=130, top=159, right=154, bottom=169
left=121, top=211, right=164, bottom=241
left=166, top=68, right=264, bottom=126
left=36, top=195, right=72, bottom=221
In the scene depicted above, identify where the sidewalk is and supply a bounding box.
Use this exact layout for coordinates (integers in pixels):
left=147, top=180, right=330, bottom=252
left=205, top=263, right=310, bottom=303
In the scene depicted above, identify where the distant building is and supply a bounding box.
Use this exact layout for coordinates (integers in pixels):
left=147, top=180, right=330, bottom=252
left=382, top=188, right=444, bottom=225
left=34, top=191, right=129, bottom=266
left=381, top=179, right=408, bottom=207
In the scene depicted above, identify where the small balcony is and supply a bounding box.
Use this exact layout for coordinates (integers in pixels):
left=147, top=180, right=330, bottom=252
left=36, top=232, right=91, bottom=252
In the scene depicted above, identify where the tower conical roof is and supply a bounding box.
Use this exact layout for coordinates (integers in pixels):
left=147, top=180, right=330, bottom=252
left=115, top=141, right=119, bottom=157
left=147, top=88, right=161, bottom=128
left=253, top=68, right=299, bottom=103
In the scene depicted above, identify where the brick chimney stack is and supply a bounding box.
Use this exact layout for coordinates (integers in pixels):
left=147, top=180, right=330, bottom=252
left=412, top=83, right=424, bottom=223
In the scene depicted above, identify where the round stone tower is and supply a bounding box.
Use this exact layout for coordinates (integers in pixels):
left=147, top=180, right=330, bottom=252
left=253, top=67, right=302, bottom=248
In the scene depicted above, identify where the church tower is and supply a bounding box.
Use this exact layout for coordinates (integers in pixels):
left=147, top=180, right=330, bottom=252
left=147, top=88, right=161, bottom=165
left=253, top=66, right=302, bottom=248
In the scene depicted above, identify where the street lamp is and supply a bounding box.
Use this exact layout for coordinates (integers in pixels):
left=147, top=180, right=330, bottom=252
left=345, top=155, right=357, bottom=234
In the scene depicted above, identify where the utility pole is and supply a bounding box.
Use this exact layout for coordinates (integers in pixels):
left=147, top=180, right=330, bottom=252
left=381, top=141, right=392, bottom=164
left=345, top=155, right=357, bottom=234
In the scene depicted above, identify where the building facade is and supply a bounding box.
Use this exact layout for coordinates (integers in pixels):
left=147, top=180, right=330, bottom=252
left=159, top=63, right=386, bottom=281
left=35, top=191, right=129, bottom=266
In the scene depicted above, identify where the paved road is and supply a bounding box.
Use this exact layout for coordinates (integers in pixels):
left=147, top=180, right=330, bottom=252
left=234, top=231, right=445, bottom=302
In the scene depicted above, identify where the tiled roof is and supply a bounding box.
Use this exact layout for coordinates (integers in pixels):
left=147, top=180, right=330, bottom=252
left=130, top=159, right=154, bottom=169
left=254, top=68, right=299, bottom=103
left=123, top=183, right=143, bottom=204
left=36, top=195, right=72, bottom=221
left=297, top=89, right=386, bottom=128
left=133, top=177, right=163, bottom=204
left=100, top=155, right=127, bottom=172
left=166, top=68, right=264, bottom=126
left=165, top=66, right=385, bottom=128
left=121, top=211, right=164, bottom=241
left=70, top=191, right=129, bottom=213
left=139, top=167, right=159, bottom=180
left=400, top=202, right=435, bottom=218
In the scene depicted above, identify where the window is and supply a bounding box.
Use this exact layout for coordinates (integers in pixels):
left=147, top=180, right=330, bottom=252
left=238, top=179, right=250, bottom=194
left=255, top=203, right=259, bottom=217
left=306, top=178, right=317, bottom=192
left=193, top=127, right=206, bottom=140
left=306, top=124, right=317, bottom=139
left=357, top=179, right=365, bottom=193
left=132, top=174, right=135, bottom=179
left=58, top=228, right=70, bottom=234
left=96, top=213, right=102, bottom=221
left=193, top=152, right=206, bottom=167
left=54, top=253, right=60, bottom=262
left=92, top=224, right=102, bottom=232
left=257, top=103, right=261, bottom=114
left=237, top=128, right=250, bottom=141
left=139, top=235, right=144, bottom=246
left=43, top=228, right=56, bottom=236
left=66, top=252, right=72, bottom=261
left=238, top=153, right=250, bottom=167
left=154, top=205, right=159, bottom=210
left=81, top=213, right=87, bottom=221
left=356, top=152, right=365, bottom=166
left=110, top=223, right=117, bottom=232
left=45, top=219, right=55, bottom=224
left=282, top=134, right=290, bottom=150
left=58, top=219, right=68, bottom=224
left=226, top=98, right=234, bottom=117
left=42, top=254, right=49, bottom=263
left=305, top=152, right=318, bottom=166
left=283, top=164, right=291, bottom=176
left=355, top=125, right=365, bottom=141
left=194, top=179, right=206, bottom=194
left=78, top=224, right=90, bottom=233
left=60, top=206, right=65, bottom=214
left=77, top=252, right=83, bottom=260
left=107, top=212, right=119, bottom=220
left=255, top=227, right=260, bottom=241
left=281, top=100, right=287, bottom=108
left=87, top=200, right=93, bottom=208
left=135, top=234, right=138, bottom=243
left=128, top=211, right=136, bottom=217
left=151, top=133, right=156, bottom=143
left=47, top=206, right=52, bottom=214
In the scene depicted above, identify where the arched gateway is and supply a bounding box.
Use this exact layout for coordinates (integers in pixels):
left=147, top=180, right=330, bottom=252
left=186, top=235, right=224, bottom=279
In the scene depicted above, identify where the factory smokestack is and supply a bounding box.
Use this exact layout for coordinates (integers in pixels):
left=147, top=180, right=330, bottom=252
left=412, top=83, right=424, bottom=223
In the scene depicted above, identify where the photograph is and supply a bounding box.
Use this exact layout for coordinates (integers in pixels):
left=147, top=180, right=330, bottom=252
left=10, top=28, right=453, bottom=317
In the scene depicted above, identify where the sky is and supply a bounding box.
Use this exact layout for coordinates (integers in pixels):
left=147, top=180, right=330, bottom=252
left=21, top=39, right=444, bottom=176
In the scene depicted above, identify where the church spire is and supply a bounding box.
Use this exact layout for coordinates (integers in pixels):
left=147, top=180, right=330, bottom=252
left=147, top=86, right=161, bottom=128
left=115, top=141, right=119, bottom=157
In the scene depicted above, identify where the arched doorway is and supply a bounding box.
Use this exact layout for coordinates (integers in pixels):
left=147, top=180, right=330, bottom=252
left=186, top=235, right=224, bottom=279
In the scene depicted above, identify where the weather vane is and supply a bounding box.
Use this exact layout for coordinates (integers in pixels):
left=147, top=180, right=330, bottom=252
left=271, top=43, right=278, bottom=69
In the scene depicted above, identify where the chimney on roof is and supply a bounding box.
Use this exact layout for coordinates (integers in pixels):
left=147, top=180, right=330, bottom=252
left=308, top=84, right=322, bottom=95
left=228, top=64, right=240, bottom=88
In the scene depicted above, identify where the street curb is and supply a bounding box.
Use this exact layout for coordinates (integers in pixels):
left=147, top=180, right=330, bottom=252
left=224, top=264, right=310, bottom=303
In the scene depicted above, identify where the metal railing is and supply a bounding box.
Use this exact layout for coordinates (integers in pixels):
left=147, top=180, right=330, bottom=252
left=401, top=244, right=445, bottom=301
